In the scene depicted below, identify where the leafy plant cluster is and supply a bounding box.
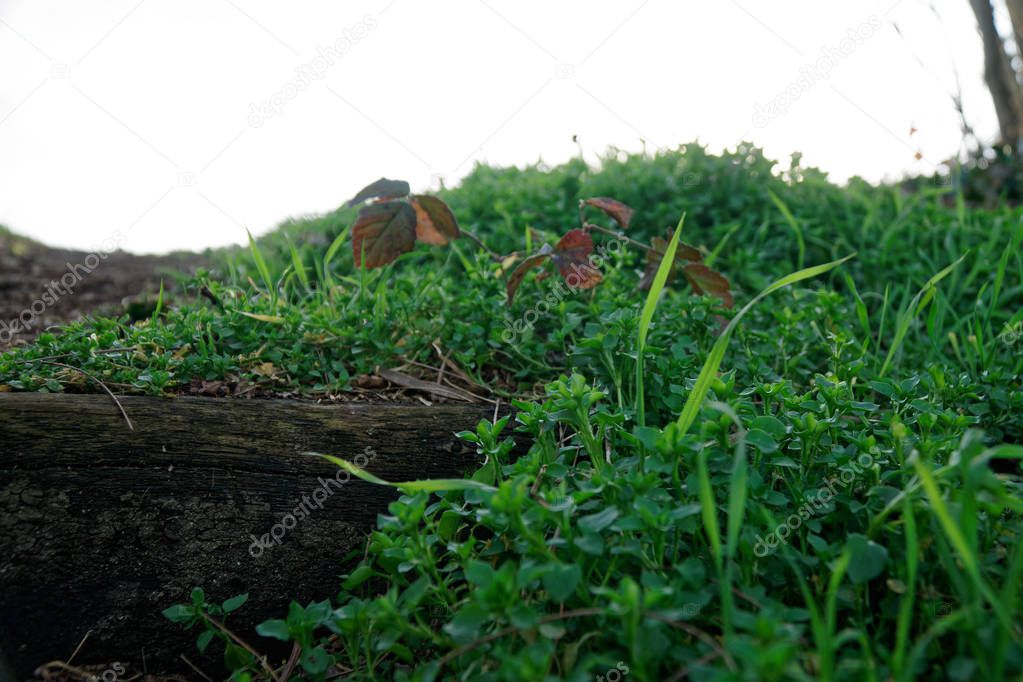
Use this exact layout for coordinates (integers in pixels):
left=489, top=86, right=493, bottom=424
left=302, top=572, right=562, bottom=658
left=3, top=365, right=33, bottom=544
left=166, top=364, right=1023, bottom=680
left=344, top=177, right=732, bottom=308
left=1, top=143, right=1021, bottom=679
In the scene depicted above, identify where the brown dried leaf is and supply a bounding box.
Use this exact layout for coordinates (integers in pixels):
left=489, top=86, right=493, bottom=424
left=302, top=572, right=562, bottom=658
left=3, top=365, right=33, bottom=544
left=683, top=262, right=734, bottom=308
left=352, top=201, right=417, bottom=268
left=582, top=197, right=634, bottom=230
left=506, top=247, right=552, bottom=304
left=637, top=235, right=704, bottom=290
left=410, top=194, right=460, bottom=245
left=346, top=178, right=411, bottom=207
left=552, top=229, right=602, bottom=289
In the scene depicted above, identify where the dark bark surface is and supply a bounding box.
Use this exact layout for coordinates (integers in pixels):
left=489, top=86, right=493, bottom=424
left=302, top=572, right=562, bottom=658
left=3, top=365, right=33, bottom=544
left=969, top=0, right=1023, bottom=148
left=0, top=393, right=495, bottom=678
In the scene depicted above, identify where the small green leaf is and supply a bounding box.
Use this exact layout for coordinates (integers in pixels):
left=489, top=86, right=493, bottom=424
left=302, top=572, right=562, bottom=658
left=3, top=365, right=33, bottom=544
left=746, top=428, right=778, bottom=454
left=342, top=565, right=375, bottom=590
left=162, top=604, right=193, bottom=623
left=256, top=619, right=291, bottom=641
left=846, top=534, right=889, bottom=583
left=465, top=560, right=495, bottom=589
left=444, top=604, right=489, bottom=642
left=751, top=415, right=786, bottom=438
left=579, top=507, right=619, bottom=533
left=543, top=563, right=582, bottom=602
left=301, top=646, right=330, bottom=674
left=224, top=642, right=253, bottom=670
left=222, top=593, right=248, bottom=613
left=197, top=629, right=215, bottom=653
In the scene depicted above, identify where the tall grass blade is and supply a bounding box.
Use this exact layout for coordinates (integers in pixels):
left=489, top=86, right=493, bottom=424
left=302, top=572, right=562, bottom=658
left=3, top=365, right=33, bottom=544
left=911, top=454, right=1016, bottom=635
left=287, top=236, right=311, bottom=293
left=768, top=189, right=805, bottom=269
left=879, top=253, right=966, bottom=377
left=322, top=224, right=353, bottom=289
left=247, top=229, right=277, bottom=311
left=635, top=212, right=684, bottom=426
left=310, top=452, right=497, bottom=493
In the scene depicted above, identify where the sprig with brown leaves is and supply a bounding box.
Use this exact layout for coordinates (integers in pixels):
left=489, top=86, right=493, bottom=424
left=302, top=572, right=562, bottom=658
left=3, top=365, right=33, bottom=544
left=505, top=196, right=734, bottom=307
left=347, top=178, right=466, bottom=268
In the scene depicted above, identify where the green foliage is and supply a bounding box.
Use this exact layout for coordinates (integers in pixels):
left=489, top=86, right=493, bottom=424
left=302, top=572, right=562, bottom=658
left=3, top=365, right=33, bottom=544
left=168, top=375, right=1022, bottom=680
left=4, top=141, right=1023, bottom=680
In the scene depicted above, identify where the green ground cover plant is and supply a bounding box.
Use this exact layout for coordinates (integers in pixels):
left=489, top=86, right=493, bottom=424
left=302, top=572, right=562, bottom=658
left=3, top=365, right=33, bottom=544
left=3, top=143, right=1022, bottom=680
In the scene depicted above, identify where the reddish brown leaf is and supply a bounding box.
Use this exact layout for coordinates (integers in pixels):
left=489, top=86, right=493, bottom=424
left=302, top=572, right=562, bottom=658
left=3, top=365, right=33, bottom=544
left=410, top=194, right=460, bottom=245
left=346, top=178, right=411, bottom=207
left=506, top=249, right=552, bottom=304
left=552, top=229, right=602, bottom=290
left=351, top=201, right=417, bottom=268
left=583, top=197, right=634, bottom=230
left=637, top=237, right=703, bottom=290
left=683, top=262, right=734, bottom=308
left=677, top=242, right=703, bottom=263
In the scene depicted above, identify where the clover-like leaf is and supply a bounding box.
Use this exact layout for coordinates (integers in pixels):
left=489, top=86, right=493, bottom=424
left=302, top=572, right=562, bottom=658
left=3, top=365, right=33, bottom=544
left=552, top=229, right=602, bottom=290
left=410, top=194, right=460, bottom=245
left=846, top=533, right=889, bottom=583
left=505, top=246, right=552, bottom=304
left=583, top=197, right=634, bottom=230
left=352, top=201, right=417, bottom=268
left=683, top=262, right=734, bottom=308
left=346, top=178, right=411, bottom=207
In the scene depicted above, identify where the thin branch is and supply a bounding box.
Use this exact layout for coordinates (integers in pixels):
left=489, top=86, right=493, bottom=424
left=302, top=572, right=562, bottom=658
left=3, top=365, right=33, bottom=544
left=66, top=629, right=92, bottom=665
left=459, top=229, right=505, bottom=262
left=14, top=347, right=140, bottom=363
left=585, top=223, right=655, bottom=253
left=36, top=361, right=134, bottom=431
left=179, top=655, right=216, bottom=682
left=278, top=642, right=301, bottom=682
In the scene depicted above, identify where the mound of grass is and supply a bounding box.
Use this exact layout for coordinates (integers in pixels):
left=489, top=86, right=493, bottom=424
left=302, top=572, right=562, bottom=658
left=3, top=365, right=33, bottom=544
left=4, top=143, right=1023, bottom=679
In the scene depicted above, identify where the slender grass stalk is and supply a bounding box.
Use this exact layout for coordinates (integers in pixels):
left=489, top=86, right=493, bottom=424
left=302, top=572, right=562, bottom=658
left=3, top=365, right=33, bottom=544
left=151, top=280, right=164, bottom=323
left=892, top=497, right=918, bottom=681
left=247, top=229, right=277, bottom=312
left=322, top=225, right=353, bottom=291
left=702, top=401, right=748, bottom=646
left=311, top=452, right=497, bottom=493
left=911, top=454, right=1016, bottom=635
left=768, top=190, right=806, bottom=270
left=879, top=254, right=966, bottom=377
left=635, top=212, right=685, bottom=427
left=287, top=236, right=311, bottom=294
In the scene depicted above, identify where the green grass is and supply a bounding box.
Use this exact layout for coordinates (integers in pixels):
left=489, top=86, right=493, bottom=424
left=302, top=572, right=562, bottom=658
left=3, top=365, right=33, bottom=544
left=4, top=143, right=1023, bottom=680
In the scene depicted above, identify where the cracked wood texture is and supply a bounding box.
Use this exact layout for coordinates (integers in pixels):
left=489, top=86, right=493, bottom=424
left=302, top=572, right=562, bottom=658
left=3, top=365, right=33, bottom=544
left=0, top=393, right=494, bottom=678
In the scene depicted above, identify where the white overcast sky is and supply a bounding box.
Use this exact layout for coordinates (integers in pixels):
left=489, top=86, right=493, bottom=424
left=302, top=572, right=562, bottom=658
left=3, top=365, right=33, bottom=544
left=0, top=0, right=1005, bottom=253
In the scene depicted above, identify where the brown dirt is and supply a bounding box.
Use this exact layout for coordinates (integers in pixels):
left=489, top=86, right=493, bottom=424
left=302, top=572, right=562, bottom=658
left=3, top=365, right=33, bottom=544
left=0, top=229, right=207, bottom=352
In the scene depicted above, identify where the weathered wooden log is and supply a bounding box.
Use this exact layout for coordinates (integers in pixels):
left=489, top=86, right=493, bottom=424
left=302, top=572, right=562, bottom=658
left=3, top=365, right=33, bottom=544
left=0, top=393, right=499, bottom=678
